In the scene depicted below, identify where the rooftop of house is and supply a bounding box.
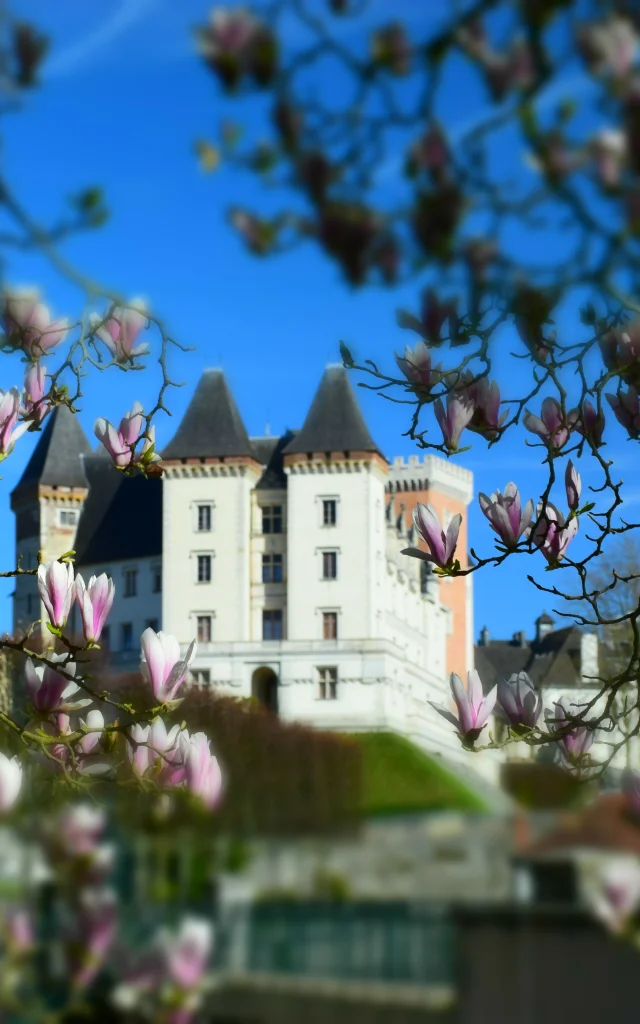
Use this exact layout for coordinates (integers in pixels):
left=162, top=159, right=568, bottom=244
left=518, top=793, right=640, bottom=857
left=474, top=614, right=595, bottom=691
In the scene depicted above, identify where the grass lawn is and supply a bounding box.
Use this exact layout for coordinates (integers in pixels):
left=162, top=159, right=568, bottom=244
left=349, top=732, right=489, bottom=817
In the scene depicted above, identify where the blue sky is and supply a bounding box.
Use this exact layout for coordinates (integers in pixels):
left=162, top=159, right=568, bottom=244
left=0, top=0, right=634, bottom=642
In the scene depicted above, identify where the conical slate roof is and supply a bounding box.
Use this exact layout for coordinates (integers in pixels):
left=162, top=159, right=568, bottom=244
left=283, top=365, right=382, bottom=457
left=161, top=369, right=255, bottom=461
left=12, top=406, right=92, bottom=495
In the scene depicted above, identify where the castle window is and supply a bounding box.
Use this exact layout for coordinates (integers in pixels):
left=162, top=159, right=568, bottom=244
left=318, top=667, right=338, bottom=700
left=121, top=623, right=133, bottom=650
left=322, top=611, right=338, bottom=640
left=262, top=609, right=283, bottom=640
left=197, top=505, right=212, bottom=532
left=262, top=505, right=283, bottom=535
left=101, top=625, right=110, bottom=649
left=262, top=554, right=283, bottom=583
left=191, top=669, right=211, bottom=685
left=197, top=554, right=212, bottom=583
left=197, top=615, right=212, bottom=643
left=152, top=566, right=162, bottom=593
left=322, top=499, right=337, bottom=527
left=57, top=509, right=78, bottom=528
left=124, top=569, right=138, bottom=598
left=322, top=551, right=338, bottom=580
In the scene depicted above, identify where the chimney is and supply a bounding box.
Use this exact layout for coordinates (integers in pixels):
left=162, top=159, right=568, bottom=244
left=480, top=626, right=490, bottom=646
left=513, top=630, right=527, bottom=648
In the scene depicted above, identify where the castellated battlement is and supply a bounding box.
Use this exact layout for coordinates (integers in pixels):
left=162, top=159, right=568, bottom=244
left=386, top=454, right=473, bottom=505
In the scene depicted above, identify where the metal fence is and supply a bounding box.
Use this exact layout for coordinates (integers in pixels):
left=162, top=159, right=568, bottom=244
left=215, top=901, right=456, bottom=987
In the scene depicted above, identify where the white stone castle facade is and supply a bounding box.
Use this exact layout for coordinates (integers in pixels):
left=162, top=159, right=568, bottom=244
left=11, top=365, right=479, bottom=773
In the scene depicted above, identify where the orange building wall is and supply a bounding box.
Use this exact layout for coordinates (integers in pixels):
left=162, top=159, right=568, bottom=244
left=398, top=488, right=470, bottom=682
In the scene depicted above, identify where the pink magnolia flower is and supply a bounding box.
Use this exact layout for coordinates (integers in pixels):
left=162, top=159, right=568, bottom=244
left=546, top=699, right=594, bottom=762
left=25, top=655, right=79, bottom=715
left=140, top=628, right=197, bottom=704
left=434, top=389, right=475, bottom=451
left=37, top=559, right=75, bottom=629
left=606, top=386, right=640, bottom=438
left=466, top=377, right=506, bottom=441
left=162, top=918, right=213, bottom=990
left=21, top=362, right=51, bottom=428
left=568, top=399, right=606, bottom=447
left=1, top=287, right=69, bottom=358
left=198, top=7, right=259, bottom=60
left=565, top=460, right=582, bottom=511
left=0, top=754, right=22, bottom=812
left=496, top=671, right=542, bottom=732
left=90, top=299, right=149, bottom=363
left=531, top=502, right=579, bottom=566
left=127, top=719, right=184, bottom=781
left=185, top=732, right=223, bottom=809
left=588, top=859, right=640, bottom=935
left=78, top=709, right=105, bottom=758
left=67, top=888, right=118, bottom=990
left=396, top=287, right=458, bottom=345
left=479, top=483, right=534, bottom=549
left=402, top=502, right=462, bottom=570
left=394, top=340, right=432, bottom=392
left=523, top=397, right=571, bottom=448
left=0, top=387, right=28, bottom=455
left=94, top=402, right=159, bottom=471
left=75, top=573, right=115, bottom=644
left=57, top=804, right=106, bottom=858
left=4, top=909, right=33, bottom=951
left=590, top=128, right=627, bottom=188
left=430, top=670, right=497, bottom=743
left=577, top=17, right=638, bottom=79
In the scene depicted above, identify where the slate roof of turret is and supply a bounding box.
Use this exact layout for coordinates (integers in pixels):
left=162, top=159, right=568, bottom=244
left=282, top=365, right=384, bottom=458
left=161, top=368, right=256, bottom=461
left=12, top=406, right=92, bottom=495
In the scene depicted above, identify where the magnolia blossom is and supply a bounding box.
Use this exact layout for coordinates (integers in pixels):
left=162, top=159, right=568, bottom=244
left=402, top=502, right=461, bottom=571
left=531, top=502, right=579, bottom=565
left=185, top=732, right=223, bottom=809
left=523, top=397, right=570, bottom=448
left=94, top=401, right=160, bottom=471
left=21, top=362, right=51, bottom=428
left=37, top=559, right=75, bottom=629
left=141, top=628, right=197, bottom=704
left=395, top=340, right=432, bottom=392
left=577, top=16, right=638, bottom=79
left=67, top=888, right=118, bottom=990
left=0, top=387, right=28, bottom=455
left=565, top=460, right=582, bottom=511
left=434, top=389, right=475, bottom=451
left=606, top=387, right=640, bottom=438
left=1, top=287, right=69, bottom=358
left=78, top=709, right=105, bottom=758
left=496, top=672, right=542, bottom=732
left=569, top=399, right=606, bottom=447
left=75, top=573, right=115, bottom=644
left=4, top=909, right=33, bottom=951
left=466, top=377, right=506, bottom=441
left=479, top=483, right=534, bottom=549
left=0, top=753, right=22, bottom=812
left=90, top=299, right=149, bottom=363
left=396, top=288, right=458, bottom=346
left=590, top=128, right=627, bottom=188
left=546, top=700, right=594, bottom=763
left=430, top=670, right=497, bottom=743
left=586, top=859, right=640, bottom=935
left=57, top=804, right=106, bottom=858
left=162, top=917, right=213, bottom=991
left=198, top=7, right=259, bottom=60
left=25, top=655, right=79, bottom=715
left=127, top=719, right=183, bottom=780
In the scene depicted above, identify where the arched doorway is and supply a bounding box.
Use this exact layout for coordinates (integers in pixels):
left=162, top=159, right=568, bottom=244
left=251, top=666, right=279, bottom=714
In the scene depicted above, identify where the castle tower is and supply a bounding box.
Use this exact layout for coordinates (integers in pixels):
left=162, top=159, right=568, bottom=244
left=11, top=407, right=92, bottom=636
left=160, top=369, right=263, bottom=646
left=282, top=365, right=388, bottom=644
left=386, top=455, right=474, bottom=681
